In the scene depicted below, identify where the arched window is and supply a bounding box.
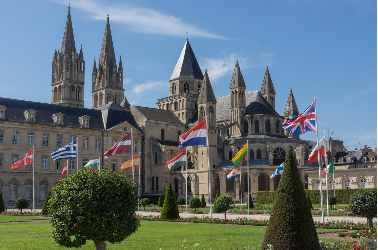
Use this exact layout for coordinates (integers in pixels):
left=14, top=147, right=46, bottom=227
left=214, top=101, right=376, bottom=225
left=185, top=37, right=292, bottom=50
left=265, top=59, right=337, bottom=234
left=255, top=120, right=259, bottom=133
left=198, top=83, right=201, bottom=94
left=265, top=120, right=271, bottom=133
left=344, top=179, right=350, bottom=189
left=257, top=149, right=262, bottom=159
left=315, top=181, right=320, bottom=190
left=244, top=121, right=248, bottom=134
left=161, top=129, right=165, bottom=140
left=258, top=173, right=269, bottom=191
left=10, top=181, right=17, bottom=200
left=275, top=120, right=280, bottom=133
left=360, top=178, right=366, bottom=188
left=184, top=82, right=189, bottom=93
left=151, top=176, right=155, bottom=191
left=175, top=102, right=178, bottom=111
left=166, top=103, right=170, bottom=110
left=25, top=181, right=32, bottom=200
left=174, top=178, right=179, bottom=194
left=40, top=182, right=47, bottom=200
left=249, top=149, right=254, bottom=160
left=229, top=150, right=233, bottom=160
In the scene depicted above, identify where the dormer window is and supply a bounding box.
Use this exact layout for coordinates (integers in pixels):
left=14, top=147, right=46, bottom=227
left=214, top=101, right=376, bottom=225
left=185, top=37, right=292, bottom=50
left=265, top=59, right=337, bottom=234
left=24, top=109, right=36, bottom=122
left=52, top=113, right=64, bottom=125
left=0, top=105, right=6, bottom=119
left=79, top=115, right=90, bottom=128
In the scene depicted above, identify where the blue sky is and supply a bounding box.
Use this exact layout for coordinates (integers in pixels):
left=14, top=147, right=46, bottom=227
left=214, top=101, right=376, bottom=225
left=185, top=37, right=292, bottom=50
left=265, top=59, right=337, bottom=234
left=0, top=0, right=376, bottom=150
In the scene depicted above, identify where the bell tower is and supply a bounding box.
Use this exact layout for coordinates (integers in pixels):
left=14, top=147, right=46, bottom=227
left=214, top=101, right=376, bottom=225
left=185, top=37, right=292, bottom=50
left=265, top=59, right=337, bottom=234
left=229, top=60, right=246, bottom=137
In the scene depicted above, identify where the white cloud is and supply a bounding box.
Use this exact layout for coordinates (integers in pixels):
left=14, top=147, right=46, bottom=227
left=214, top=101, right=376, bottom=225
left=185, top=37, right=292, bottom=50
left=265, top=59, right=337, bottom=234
left=131, top=80, right=167, bottom=95
left=351, top=87, right=376, bottom=98
left=53, top=0, right=227, bottom=39
left=123, top=78, right=132, bottom=85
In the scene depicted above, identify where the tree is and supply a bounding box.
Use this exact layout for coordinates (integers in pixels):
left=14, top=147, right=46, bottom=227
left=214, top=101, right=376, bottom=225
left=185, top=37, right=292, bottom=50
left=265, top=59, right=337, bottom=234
left=140, top=198, right=150, bottom=210
left=262, top=149, right=320, bottom=249
left=212, top=190, right=220, bottom=213
left=177, top=197, right=185, bottom=205
left=14, top=197, right=29, bottom=214
left=350, top=188, right=377, bottom=231
left=158, top=195, right=164, bottom=207
left=160, top=183, right=179, bottom=219
left=248, top=193, right=254, bottom=209
left=0, top=192, right=5, bottom=213
left=214, top=195, right=233, bottom=220
left=328, top=196, right=336, bottom=210
left=42, top=191, right=52, bottom=215
left=200, top=194, right=206, bottom=208
left=189, top=197, right=201, bottom=212
left=307, top=193, right=313, bottom=209
left=49, top=168, right=140, bottom=250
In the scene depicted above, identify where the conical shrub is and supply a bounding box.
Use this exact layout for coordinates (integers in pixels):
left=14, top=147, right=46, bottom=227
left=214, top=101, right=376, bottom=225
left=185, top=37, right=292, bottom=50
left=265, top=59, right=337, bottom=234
left=307, top=193, right=313, bottom=210
left=158, top=195, right=164, bottom=207
left=262, top=149, right=320, bottom=250
left=200, top=194, right=206, bottom=208
left=42, top=191, right=52, bottom=215
left=0, top=192, right=5, bottom=213
left=160, top=183, right=179, bottom=219
left=248, top=193, right=254, bottom=209
left=212, top=190, right=220, bottom=213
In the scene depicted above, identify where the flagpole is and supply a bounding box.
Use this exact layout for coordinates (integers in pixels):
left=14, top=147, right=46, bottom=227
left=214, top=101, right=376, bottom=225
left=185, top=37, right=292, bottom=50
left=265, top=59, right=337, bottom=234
left=240, top=163, right=242, bottom=207
left=32, top=145, right=35, bottom=212
left=325, top=131, right=329, bottom=216
left=76, top=137, right=79, bottom=172
left=131, top=128, right=134, bottom=180
left=333, top=164, right=335, bottom=198
left=67, top=160, right=69, bottom=178
left=139, top=151, right=141, bottom=212
left=206, top=116, right=212, bottom=218
left=99, top=157, right=101, bottom=172
left=315, top=97, right=324, bottom=222
left=247, top=141, right=250, bottom=214
left=185, top=148, right=188, bottom=214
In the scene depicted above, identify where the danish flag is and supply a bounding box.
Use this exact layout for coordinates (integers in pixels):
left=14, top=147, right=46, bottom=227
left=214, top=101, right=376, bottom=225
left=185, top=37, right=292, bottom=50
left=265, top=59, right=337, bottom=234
left=282, top=101, right=316, bottom=137
left=11, top=149, right=33, bottom=169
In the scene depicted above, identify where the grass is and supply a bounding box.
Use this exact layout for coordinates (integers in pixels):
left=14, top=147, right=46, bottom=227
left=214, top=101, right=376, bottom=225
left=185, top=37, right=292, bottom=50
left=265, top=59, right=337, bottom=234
left=0, top=215, right=49, bottom=223
left=0, top=217, right=350, bottom=249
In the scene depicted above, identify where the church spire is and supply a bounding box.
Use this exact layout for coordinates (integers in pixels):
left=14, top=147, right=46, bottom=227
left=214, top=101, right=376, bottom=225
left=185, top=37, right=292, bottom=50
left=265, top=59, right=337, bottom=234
left=230, top=60, right=246, bottom=89
left=284, top=88, right=299, bottom=119
left=198, top=70, right=216, bottom=104
left=99, top=15, right=116, bottom=69
left=61, top=5, right=76, bottom=55
left=260, top=66, right=276, bottom=109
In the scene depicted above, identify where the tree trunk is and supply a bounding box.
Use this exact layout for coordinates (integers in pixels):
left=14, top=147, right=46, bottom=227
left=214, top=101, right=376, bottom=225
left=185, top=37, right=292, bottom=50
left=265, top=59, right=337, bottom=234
left=94, top=240, right=107, bottom=250
left=368, top=217, right=374, bottom=232
left=224, top=211, right=226, bottom=220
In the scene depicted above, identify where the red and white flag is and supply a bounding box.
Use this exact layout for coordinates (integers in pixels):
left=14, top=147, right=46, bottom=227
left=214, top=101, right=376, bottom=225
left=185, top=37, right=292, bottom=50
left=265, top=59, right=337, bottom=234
left=308, top=135, right=326, bottom=164
left=11, top=149, right=33, bottom=169
left=61, top=163, right=68, bottom=179
left=104, top=132, right=132, bottom=159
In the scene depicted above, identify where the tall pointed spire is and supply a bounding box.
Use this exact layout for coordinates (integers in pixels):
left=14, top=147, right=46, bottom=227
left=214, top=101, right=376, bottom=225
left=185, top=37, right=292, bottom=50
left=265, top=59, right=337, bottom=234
left=198, top=70, right=216, bottom=104
left=230, top=60, right=246, bottom=89
left=170, top=39, right=203, bottom=81
left=99, top=15, right=116, bottom=69
left=92, top=57, right=97, bottom=71
left=61, top=5, right=76, bottom=54
left=261, top=66, right=275, bottom=95
left=284, top=88, right=299, bottom=119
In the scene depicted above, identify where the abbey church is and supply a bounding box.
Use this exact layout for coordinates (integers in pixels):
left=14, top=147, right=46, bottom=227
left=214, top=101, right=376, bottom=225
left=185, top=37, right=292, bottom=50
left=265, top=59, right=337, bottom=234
left=0, top=7, right=316, bottom=208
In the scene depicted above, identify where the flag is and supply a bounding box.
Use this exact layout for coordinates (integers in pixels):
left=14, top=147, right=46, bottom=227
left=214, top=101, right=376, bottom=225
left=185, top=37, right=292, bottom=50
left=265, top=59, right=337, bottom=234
left=51, top=141, right=77, bottom=161
left=11, top=148, right=33, bottom=169
left=61, top=162, right=68, bottom=179
left=308, top=135, right=326, bottom=164
left=227, top=166, right=240, bottom=181
left=321, top=161, right=334, bottom=175
left=282, top=101, right=316, bottom=137
left=166, top=151, right=186, bottom=172
left=84, top=159, right=100, bottom=171
left=104, top=133, right=131, bottom=158
left=121, top=155, right=140, bottom=172
left=179, top=120, right=206, bottom=147
left=270, top=163, right=284, bottom=178
left=232, top=143, right=248, bottom=168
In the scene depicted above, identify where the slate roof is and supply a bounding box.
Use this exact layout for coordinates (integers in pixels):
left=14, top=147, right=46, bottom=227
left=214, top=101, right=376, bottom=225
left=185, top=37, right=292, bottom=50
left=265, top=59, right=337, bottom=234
left=170, top=39, right=203, bottom=81
left=134, top=106, right=183, bottom=124
left=0, top=97, right=138, bottom=131
left=216, top=90, right=279, bottom=122
left=198, top=70, right=216, bottom=104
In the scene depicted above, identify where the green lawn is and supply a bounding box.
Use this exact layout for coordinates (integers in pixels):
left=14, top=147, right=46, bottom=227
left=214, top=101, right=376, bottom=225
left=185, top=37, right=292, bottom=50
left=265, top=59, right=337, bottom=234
left=0, top=215, right=49, bottom=223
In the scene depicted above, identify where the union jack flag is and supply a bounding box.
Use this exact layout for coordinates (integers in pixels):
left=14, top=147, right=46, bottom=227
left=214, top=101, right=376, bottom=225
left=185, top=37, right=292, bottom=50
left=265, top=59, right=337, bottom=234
left=282, top=101, right=316, bottom=137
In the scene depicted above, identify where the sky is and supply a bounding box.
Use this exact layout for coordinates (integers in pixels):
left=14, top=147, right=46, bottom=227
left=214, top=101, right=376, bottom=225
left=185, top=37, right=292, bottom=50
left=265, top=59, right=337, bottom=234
left=0, top=0, right=376, bottom=151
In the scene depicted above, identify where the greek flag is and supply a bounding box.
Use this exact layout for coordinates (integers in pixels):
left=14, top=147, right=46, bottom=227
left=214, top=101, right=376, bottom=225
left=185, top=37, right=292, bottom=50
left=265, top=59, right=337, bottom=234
left=270, top=163, right=284, bottom=178
left=51, top=141, right=77, bottom=161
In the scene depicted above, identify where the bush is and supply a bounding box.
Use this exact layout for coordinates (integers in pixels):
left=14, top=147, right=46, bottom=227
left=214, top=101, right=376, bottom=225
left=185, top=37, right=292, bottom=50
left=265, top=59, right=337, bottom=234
left=41, top=191, right=52, bottom=215
left=158, top=195, right=164, bottom=207
left=200, top=194, right=206, bottom=208
left=49, top=168, right=140, bottom=249
left=212, top=190, right=220, bottom=213
left=140, top=198, right=151, bottom=210
left=0, top=192, right=5, bottom=213
left=350, top=188, right=377, bottom=231
left=160, top=183, right=179, bottom=220
left=307, top=193, right=313, bottom=209
left=262, top=149, right=320, bottom=249
left=248, top=193, right=254, bottom=209
left=14, top=197, right=29, bottom=214
left=214, top=195, right=233, bottom=220
left=177, top=197, right=185, bottom=205
left=189, top=197, right=201, bottom=212
left=328, top=196, right=336, bottom=209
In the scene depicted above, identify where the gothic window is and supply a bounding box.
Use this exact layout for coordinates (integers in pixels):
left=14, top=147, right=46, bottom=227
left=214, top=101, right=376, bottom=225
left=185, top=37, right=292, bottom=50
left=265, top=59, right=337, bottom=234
left=275, top=120, right=280, bottom=133
left=255, top=120, right=259, bottom=133
left=257, top=149, right=262, bottom=159
left=360, top=179, right=366, bottom=188
left=161, top=129, right=165, bottom=140
left=175, top=102, right=178, bottom=111
left=151, top=177, right=155, bottom=191
left=66, top=58, right=69, bottom=69
left=92, top=74, right=96, bottom=84
left=209, top=106, right=214, bottom=124
left=265, top=119, right=271, bottom=133
left=198, top=83, right=201, bottom=94
left=249, top=149, right=254, bottom=160
left=244, top=120, right=248, bottom=134
left=229, top=150, right=233, bottom=160
left=53, top=87, right=58, bottom=102
left=119, top=72, right=122, bottom=82
left=40, top=182, right=47, bottom=200
left=184, top=82, right=189, bottom=93
left=25, top=181, right=32, bottom=200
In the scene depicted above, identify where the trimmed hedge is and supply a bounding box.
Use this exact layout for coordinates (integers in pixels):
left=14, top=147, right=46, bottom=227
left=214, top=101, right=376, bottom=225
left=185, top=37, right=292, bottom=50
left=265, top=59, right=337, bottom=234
left=257, top=188, right=376, bottom=204
left=140, top=195, right=162, bottom=205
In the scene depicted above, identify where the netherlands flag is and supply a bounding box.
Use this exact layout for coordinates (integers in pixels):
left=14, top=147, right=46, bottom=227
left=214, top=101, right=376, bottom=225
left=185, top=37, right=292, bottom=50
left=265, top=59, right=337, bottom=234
left=179, top=120, right=207, bottom=148
left=227, top=166, right=240, bottom=181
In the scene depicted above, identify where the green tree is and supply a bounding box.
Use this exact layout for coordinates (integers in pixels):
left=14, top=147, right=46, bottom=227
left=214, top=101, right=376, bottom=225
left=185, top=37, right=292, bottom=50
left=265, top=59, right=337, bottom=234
left=177, top=197, right=185, bottom=205
left=212, top=190, right=220, bottom=213
left=350, top=188, right=377, bottom=231
left=49, top=169, right=140, bottom=250
left=161, top=183, right=179, bottom=219
left=189, top=197, right=201, bottom=212
left=248, top=193, right=254, bottom=209
left=0, top=192, right=5, bottom=213
left=214, top=195, right=233, bottom=220
left=140, top=198, right=150, bottom=210
left=200, top=194, right=206, bottom=208
left=328, top=196, right=336, bottom=210
left=307, top=193, right=313, bottom=209
left=14, top=197, right=29, bottom=214
left=262, top=149, right=320, bottom=250
left=158, top=195, right=164, bottom=207
left=41, top=191, right=52, bottom=215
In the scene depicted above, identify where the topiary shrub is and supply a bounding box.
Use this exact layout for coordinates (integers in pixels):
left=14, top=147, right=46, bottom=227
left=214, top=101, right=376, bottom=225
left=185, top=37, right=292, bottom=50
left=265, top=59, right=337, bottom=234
left=212, top=190, right=220, bottom=213
left=160, top=183, right=179, bottom=220
left=189, top=197, right=201, bottom=212
left=0, top=192, right=5, bottom=213
left=307, top=193, right=313, bottom=209
left=214, top=195, right=233, bottom=220
left=49, top=168, right=140, bottom=249
left=350, top=188, right=377, bottom=232
left=262, top=149, right=320, bottom=249
left=328, top=196, right=336, bottom=210
left=200, top=194, right=206, bottom=208
left=42, top=191, right=52, bottom=215
left=248, top=193, right=254, bottom=209
left=14, top=197, right=29, bottom=214
left=140, top=198, right=150, bottom=210
left=158, top=195, right=164, bottom=207
left=177, top=197, right=185, bottom=205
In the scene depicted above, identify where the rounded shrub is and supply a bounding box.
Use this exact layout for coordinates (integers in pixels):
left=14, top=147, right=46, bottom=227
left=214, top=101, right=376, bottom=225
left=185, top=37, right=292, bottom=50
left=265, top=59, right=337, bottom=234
left=160, top=183, right=179, bottom=219
left=177, top=197, right=185, bottom=205
left=14, top=197, right=29, bottom=214
left=42, top=191, right=52, bottom=215
left=328, top=196, right=336, bottom=209
left=350, top=188, right=377, bottom=231
left=189, top=197, right=201, bottom=212
left=140, top=198, right=151, bottom=210
left=214, top=195, right=233, bottom=220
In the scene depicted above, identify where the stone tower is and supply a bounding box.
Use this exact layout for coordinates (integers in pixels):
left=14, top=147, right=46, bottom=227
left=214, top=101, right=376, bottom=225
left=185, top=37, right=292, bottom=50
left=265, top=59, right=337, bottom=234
left=284, top=88, right=300, bottom=138
left=91, top=16, right=125, bottom=109
left=197, top=70, right=217, bottom=200
left=157, top=39, right=203, bottom=123
left=229, top=60, right=246, bottom=137
left=51, top=6, right=85, bottom=108
left=260, top=66, right=276, bottom=109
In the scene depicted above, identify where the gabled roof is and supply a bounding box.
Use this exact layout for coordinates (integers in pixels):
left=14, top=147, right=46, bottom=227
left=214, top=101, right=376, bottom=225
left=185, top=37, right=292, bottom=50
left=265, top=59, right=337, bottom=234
left=134, top=106, right=183, bottom=124
left=198, top=70, right=216, bottom=104
left=170, top=39, right=203, bottom=81
left=99, top=102, right=139, bottom=130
